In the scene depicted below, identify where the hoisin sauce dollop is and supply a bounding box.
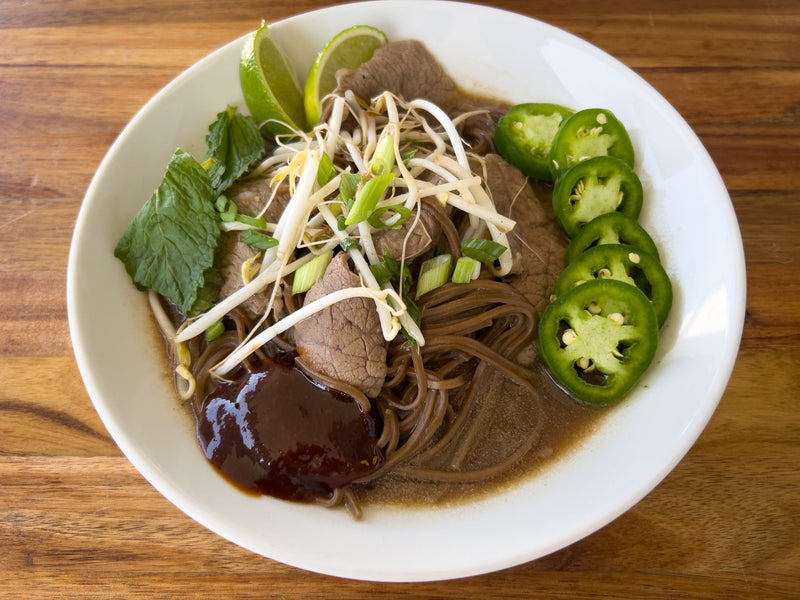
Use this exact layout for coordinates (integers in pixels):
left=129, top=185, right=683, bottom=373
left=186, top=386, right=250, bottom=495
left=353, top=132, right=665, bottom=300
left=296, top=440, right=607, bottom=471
left=196, top=357, right=383, bottom=502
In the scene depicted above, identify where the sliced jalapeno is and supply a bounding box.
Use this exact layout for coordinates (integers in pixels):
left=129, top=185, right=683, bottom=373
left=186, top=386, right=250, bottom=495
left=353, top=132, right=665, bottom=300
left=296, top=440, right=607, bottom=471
left=494, top=103, right=574, bottom=181
left=554, top=244, right=672, bottom=327
left=549, top=108, right=635, bottom=178
left=538, top=279, right=659, bottom=405
left=552, top=155, right=643, bottom=238
left=564, top=212, right=660, bottom=266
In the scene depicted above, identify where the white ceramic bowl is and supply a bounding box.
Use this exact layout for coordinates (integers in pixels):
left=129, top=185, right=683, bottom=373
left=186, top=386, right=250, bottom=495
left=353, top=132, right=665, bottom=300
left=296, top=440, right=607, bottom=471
left=67, top=0, right=746, bottom=582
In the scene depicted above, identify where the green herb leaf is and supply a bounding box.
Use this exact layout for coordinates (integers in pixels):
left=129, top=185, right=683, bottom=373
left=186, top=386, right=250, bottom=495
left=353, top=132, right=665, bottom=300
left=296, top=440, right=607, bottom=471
left=340, top=237, right=362, bottom=252
left=460, top=238, right=508, bottom=262
left=400, top=148, right=418, bottom=165
left=369, top=253, right=400, bottom=285
left=205, top=105, right=266, bottom=194
left=236, top=213, right=267, bottom=228
left=114, top=149, right=220, bottom=317
left=240, top=229, right=278, bottom=250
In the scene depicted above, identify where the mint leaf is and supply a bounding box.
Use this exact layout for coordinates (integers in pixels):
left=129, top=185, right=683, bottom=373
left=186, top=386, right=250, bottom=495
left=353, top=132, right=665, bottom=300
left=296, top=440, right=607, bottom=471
left=114, top=149, right=220, bottom=317
left=205, top=106, right=265, bottom=194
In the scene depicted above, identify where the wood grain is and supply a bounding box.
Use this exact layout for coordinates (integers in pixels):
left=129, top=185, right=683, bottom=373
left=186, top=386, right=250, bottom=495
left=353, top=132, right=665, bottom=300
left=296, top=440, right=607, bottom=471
left=1, top=0, right=798, bottom=597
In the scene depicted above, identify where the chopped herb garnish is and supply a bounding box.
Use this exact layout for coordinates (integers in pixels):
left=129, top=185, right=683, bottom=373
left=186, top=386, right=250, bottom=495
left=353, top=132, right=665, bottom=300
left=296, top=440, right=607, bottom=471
left=240, top=229, right=278, bottom=250
left=340, top=237, right=362, bottom=252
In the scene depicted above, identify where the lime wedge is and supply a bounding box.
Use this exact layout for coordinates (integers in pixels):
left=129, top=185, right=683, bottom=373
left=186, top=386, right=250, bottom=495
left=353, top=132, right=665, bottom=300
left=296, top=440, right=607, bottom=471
left=304, top=25, right=388, bottom=125
left=240, top=22, right=308, bottom=135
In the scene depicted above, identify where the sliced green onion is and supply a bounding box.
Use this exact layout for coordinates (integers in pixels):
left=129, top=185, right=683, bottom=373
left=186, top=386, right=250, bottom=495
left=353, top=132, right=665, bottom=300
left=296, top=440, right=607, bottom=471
left=370, top=134, right=395, bottom=175
left=205, top=319, right=225, bottom=342
left=236, top=213, right=267, bottom=229
left=338, top=172, right=362, bottom=208
left=201, top=157, right=215, bottom=171
left=340, top=237, right=362, bottom=252
left=367, top=204, right=412, bottom=229
left=240, top=229, right=278, bottom=250
left=461, top=238, right=508, bottom=262
left=317, top=152, right=336, bottom=186
left=415, top=254, right=452, bottom=299
left=345, top=173, right=395, bottom=226
left=292, top=249, right=333, bottom=294
left=452, top=256, right=481, bottom=283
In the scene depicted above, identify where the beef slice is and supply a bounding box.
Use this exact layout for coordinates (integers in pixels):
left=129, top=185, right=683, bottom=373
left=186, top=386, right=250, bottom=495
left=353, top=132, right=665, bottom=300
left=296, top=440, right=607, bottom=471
left=371, top=207, right=441, bottom=260
left=215, top=176, right=291, bottom=321
left=485, top=154, right=566, bottom=316
left=334, top=40, right=460, bottom=107
left=293, top=253, right=387, bottom=398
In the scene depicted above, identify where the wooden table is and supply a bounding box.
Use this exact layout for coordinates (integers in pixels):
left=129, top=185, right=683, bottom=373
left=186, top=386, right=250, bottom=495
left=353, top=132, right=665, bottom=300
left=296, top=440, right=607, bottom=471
left=1, top=0, right=798, bottom=597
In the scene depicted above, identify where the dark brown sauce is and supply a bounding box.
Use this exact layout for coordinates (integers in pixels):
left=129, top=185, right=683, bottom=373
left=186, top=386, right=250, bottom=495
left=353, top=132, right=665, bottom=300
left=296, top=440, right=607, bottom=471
left=195, top=357, right=384, bottom=502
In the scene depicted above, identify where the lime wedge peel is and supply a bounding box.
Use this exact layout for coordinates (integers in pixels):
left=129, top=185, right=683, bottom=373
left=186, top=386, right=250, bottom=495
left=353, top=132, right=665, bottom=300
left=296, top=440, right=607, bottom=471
left=304, top=25, right=388, bottom=126
left=240, top=22, right=308, bottom=136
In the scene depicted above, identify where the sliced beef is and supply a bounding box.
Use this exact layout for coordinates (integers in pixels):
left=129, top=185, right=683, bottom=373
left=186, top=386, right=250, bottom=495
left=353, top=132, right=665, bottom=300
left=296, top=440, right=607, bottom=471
left=293, top=253, right=387, bottom=398
left=371, top=204, right=442, bottom=260
left=215, top=176, right=291, bottom=321
left=484, top=154, right=566, bottom=316
left=335, top=40, right=460, bottom=109
left=226, top=174, right=291, bottom=220
left=334, top=40, right=508, bottom=153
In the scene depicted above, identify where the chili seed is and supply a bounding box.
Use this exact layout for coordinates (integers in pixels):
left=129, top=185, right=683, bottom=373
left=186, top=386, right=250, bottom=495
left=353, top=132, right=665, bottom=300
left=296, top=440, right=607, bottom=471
left=608, top=312, right=625, bottom=326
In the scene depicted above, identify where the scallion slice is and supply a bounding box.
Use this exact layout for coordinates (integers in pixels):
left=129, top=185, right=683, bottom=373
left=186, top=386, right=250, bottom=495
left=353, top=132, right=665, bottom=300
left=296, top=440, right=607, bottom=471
left=460, top=238, right=508, bottom=262
left=415, top=254, right=452, bottom=299
left=345, top=173, right=395, bottom=226
left=367, top=204, right=412, bottom=229
left=205, top=319, right=225, bottom=342
left=452, top=256, right=481, bottom=283
left=317, top=152, right=336, bottom=186
left=292, top=249, right=333, bottom=294
left=338, top=172, right=362, bottom=208
left=369, top=134, right=395, bottom=175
